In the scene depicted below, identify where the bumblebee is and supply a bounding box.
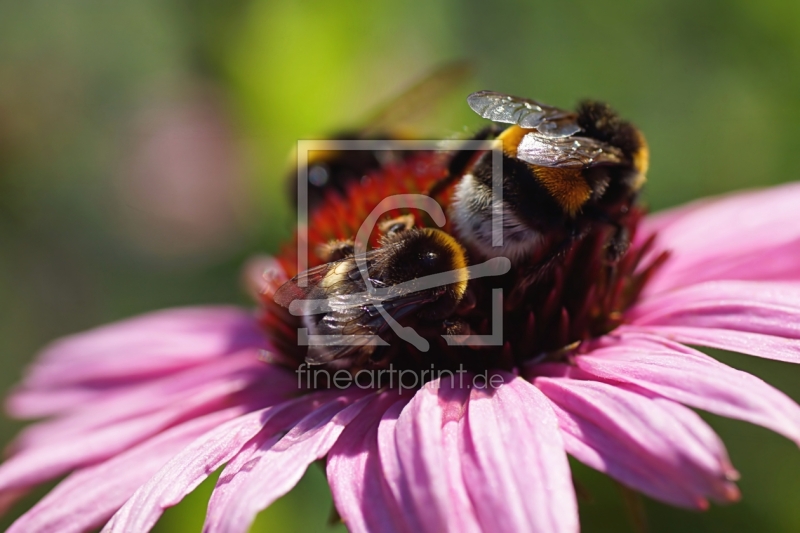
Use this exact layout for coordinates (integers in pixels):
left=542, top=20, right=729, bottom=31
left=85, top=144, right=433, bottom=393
left=274, top=219, right=468, bottom=368
left=438, top=91, right=649, bottom=266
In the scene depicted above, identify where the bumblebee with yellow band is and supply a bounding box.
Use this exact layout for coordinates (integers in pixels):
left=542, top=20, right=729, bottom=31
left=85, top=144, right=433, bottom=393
left=274, top=217, right=469, bottom=369
left=443, top=90, right=649, bottom=266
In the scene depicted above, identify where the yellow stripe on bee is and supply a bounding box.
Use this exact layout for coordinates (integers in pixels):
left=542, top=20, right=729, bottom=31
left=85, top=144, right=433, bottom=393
left=497, top=125, right=535, bottom=157
left=421, top=228, right=468, bottom=299
left=498, top=125, right=592, bottom=217
left=532, top=166, right=592, bottom=217
left=631, top=131, right=649, bottom=190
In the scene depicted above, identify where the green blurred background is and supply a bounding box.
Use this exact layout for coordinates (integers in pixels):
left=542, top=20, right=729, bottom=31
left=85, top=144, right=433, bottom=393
left=2, top=1, right=800, bottom=531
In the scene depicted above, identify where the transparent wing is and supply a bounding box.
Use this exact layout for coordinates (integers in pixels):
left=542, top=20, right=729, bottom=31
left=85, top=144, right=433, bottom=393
left=516, top=132, right=626, bottom=168
left=275, top=238, right=414, bottom=312
left=275, top=250, right=441, bottom=365
left=467, top=91, right=581, bottom=138
left=305, top=288, right=440, bottom=365
left=273, top=260, right=360, bottom=308
left=361, top=61, right=473, bottom=136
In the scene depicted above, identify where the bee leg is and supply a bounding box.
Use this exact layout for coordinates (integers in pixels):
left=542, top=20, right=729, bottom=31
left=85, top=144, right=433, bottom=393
left=605, top=223, right=630, bottom=262
left=416, top=287, right=456, bottom=320
left=442, top=318, right=472, bottom=337
left=427, top=124, right=504, bottom=199
left=538, top=228, right=587, bottom=275
left=579, top=207, right=631, bottom=262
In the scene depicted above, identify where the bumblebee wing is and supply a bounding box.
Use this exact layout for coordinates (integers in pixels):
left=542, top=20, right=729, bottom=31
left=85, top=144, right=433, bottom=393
left=361, top=61, right=473, bottom=136
left=273, top=262, right=339, bottom=308
left=276, top=239, right=414, bottom=310
left=305, top=288, right=441, bottom=365
left=467, top=91, right=581, bottom=138
left=273, top=257, right=381, bottom=307
left=516, top=132, right=626, bottom=168
left=274, top=256, right=377, bottom=364
left=304, top=302, right=380, bottom=365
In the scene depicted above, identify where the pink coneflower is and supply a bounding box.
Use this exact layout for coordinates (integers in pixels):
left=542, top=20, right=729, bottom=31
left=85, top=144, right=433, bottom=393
left=2, top=154, right=800, bottom=532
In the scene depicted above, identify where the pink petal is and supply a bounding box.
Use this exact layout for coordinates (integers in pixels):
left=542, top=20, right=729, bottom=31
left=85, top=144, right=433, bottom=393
left=383, top=380, right=481, bottom=533
left=626, top=280, right=800, bottom=363
left=629, top=280, right=800, bottom=323
left=461, top=373, right=578, bottom=533
left=635, top=198, right=710, bottom=240
left=439, top=383, right=482, bottom=533
left=377, top=401, right=425, bottom=533
left=103, top=391, right=338, bottom=533
left=8, top=351, right=290, bottom=453
left=536, top=377, right=739, bottom=509
left=576, top=333, right=800, bottom=443
left=0, top=379, right=257, bottom=493
left=7, top=407, right=242, bottom=533
left=7, top=349, right=262, bottom=421
left=202, top=391, right=371, bottom=533
left=7, top=387, right=127, bottom=421
left=638, top=183, right=800, bottom=296
left=327, top=393, right=411, bottom=533
left=19, top=306, right=267, bottom=392
left=627, top=325, right=800, bottom=365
